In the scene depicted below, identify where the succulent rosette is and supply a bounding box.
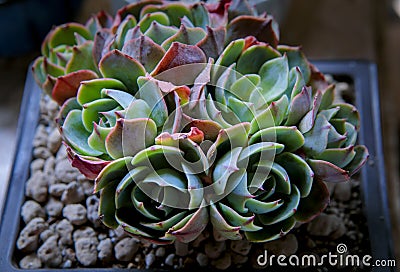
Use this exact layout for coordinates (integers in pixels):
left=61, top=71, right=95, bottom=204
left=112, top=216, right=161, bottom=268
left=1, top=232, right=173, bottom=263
left=81, top=54, right=368, bottom=243
left=32, top=0, right=280, bottom=105
left=32, top=11, right=114, bottom=104
left=32, top=0, right=369, bottom=244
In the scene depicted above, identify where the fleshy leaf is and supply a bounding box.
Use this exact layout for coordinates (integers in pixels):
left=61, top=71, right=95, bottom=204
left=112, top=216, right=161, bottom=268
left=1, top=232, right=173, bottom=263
left=210, top=203, right=241, bottom=240
left=245, top=217, right=296, bottom=242
left=344, top=145, right=369, bottom=176
left=258, top=55, right=289, bottom=102
left=275, top=153, right=313, bottom=197
left=106, top=118, right=157, bottom=159
left=99, top=180, right=119, bottom=228
left=99, top=49, right=146, bottom=93
left=236, top=44, right=281, bottom=75
left=308, top=159, right=350, bottom=183
left=294, top=179, right=330, bottom=223
left=151, top=42, right=207, bottom=76
left=62, top=110, right=103, bottom=156
left=227, top=16, right=279, bottom=47
left=167, top=207, right=208, bottom=243
left=52, top=70, right=98, bottom=105
left=249, top=126, right=304, bottom=152
left=122, top=35, right=166, bottom=71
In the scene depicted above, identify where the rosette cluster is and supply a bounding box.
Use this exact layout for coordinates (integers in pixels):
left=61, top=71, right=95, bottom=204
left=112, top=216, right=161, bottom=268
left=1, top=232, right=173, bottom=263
left=31, top=0, right=369, bottom=244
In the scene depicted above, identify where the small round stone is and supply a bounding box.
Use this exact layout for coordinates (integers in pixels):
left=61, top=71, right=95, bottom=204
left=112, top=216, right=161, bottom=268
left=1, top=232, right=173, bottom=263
left=264, top=234, right=298, bottom=256
left=75, top=237, right=99, bottom=266
left=155, top=247, right=166, bottom=257
left=56, top=219, right=73, bottom=246
left=196, top=253, right=208, bottom=267
left=48, top=183, right=67, bottom=197
left=205, top=241, right=226, bottom=259
left=230, top=240, right=252, bottom=256
left=45, top=197, right=64, bottom=217
left=174, top=241, right=189, bottom=257
left=37, top=235, right=62, bottom=267
left=33, top=147, right=52, bottom=160
left=98, top=238, right=113, bottom=262
left=145, top=253, right=156, bottom=268
left=86, top=195, right=100, bottom=227
left=165, top=253, right=175, bottom=266
left=114, top=237, right=139, bottom=262
left=47, top=128, right=62, bottom=154
left=307, top=213, right=346, bottom=239
left=211, top=253, right=231, bottom=270
left=17, top=217, right=48, bottom=252
left=19, top=253, right=42, bottom=269
left=73, top=226, right=97, bottom=241
left=63, top=204, right=87, bottom=225
left=25, top=171, right=48, bottom=203
left=61, top=181, right=85, bottom=204
left=21, top=200, right=45, bottom=223
left=55, top=160, right=80, bottom=183
left=30, top=159, right=45, bottom=173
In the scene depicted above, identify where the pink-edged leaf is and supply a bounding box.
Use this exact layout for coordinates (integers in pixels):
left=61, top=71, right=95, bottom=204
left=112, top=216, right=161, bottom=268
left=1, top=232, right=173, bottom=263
left=41, top=22, right=92, bottom=57
left=210, top=202, right=242, bottom=240
left=345, top=145, right=369, bottom=176
left=151, top=42, right=206, bottom=76
left=299, top=90, right=323, bottom=133
left=294, top=179, right=330, bottom=223
left=285, top=86, right=312, bottom=126
left=112, top=0, right=163, bottom=31
left=52, top=70, right=98, bottom=105
left=308, top=159, right=350, bottom=183
left=167, top=207, right=209, bottom=243
left=309, top=63, right=329, bottom=90
left=227, top=15, right=279, bottom=47
left=66, top=145, right=110, bottom=180
left=197, top=26, right=226, bottom=59
left=99, top=49, right=146, bottom=93
left=92, top=29, right=114, bottom=64
left=183, top=114, right=222, bottom=141
left=121, top=35, right=166, bottom=71
left=105, top=118, right=157, bottom=159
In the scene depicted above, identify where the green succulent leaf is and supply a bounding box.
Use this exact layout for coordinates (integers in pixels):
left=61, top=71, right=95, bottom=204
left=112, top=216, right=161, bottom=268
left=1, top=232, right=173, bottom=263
left=99, top=180, right=119, bottom=228
left=275, top=153, right=313, bottom=197
left=210, top=202, right=242, bottom=240
left=258, top=55, right=289, bottom=102
left=257, top=184, right=300, bottom=225
left=99, top=49, right=146, bottom=93
left=249, top=126, right=304, bottom=152
left=62, top=110, right=103, bottom=157
left=236, top=44, right=281, bottom=75
left=95, top=157, right=132, bottom=193
left=245, top=217, right=296, bottom=242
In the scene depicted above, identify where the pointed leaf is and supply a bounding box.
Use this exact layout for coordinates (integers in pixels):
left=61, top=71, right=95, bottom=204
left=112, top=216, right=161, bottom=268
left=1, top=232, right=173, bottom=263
left=99, top=49, right=146, bottom=93
left=308, top=159, right=350, bottom=183
left=275, top=153, right=314, bottom=197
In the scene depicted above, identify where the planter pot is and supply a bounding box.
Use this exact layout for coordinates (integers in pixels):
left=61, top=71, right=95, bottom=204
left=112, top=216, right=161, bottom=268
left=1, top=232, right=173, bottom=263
left=0, top=61, right=395, bottom=271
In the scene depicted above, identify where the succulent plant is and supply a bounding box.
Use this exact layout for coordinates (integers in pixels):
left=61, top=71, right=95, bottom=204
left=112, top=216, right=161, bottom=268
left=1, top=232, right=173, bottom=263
left=34, top=0, right=369, bottom=244
left=32, top=11, right=114, bottom=105
left=74, top=52, right=368, bottom=243
left=32, top=0, right=279, bottom=105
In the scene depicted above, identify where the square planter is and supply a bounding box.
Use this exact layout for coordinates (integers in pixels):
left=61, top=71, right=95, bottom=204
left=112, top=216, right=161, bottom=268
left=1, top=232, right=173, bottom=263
left=0, top=60, right=395, bottom=271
